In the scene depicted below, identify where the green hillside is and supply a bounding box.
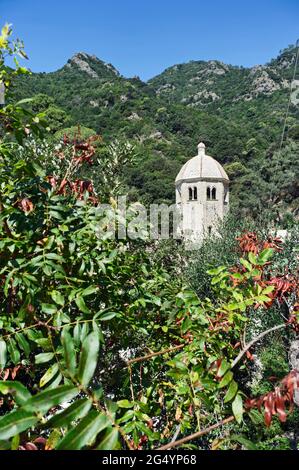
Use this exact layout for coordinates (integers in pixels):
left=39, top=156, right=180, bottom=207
left=11, top=46, right=299, bottom=220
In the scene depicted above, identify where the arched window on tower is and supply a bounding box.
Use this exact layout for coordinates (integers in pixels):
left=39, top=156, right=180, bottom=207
left=212, top=187, right=216, bottom=200
left=188, top=187, right=193, bottom=201
left=207, top=187, right=211, bottom=200
left=193, top=187, right=198, bottom=200
left=208, top=226, right=212, bottom=236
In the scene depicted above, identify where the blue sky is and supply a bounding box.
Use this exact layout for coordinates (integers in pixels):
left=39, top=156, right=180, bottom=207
left=1, top=0, right=298, bottom=80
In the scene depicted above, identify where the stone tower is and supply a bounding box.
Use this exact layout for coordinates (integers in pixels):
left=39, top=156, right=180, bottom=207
left=175, top=142, right=229, bottom=243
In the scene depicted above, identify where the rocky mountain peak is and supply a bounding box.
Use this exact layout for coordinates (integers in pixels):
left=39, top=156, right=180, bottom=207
left=66, top=52, right=120, bottom=79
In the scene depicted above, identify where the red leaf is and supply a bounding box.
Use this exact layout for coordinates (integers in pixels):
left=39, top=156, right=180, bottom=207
left=25, top=442, right=38, bottom=451
left=19, top=198, right=34, bottom=213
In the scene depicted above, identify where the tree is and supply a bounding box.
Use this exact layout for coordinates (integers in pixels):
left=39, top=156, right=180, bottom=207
left=0, top=24, right=298, bottom=451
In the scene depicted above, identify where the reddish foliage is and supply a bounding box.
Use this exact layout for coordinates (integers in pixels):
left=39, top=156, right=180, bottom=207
left=266, top=275, right=298, bottom=306
left=246, top=370, right=299, bottom=426
left=27, top=304, right=35, bottom=313
left=209, top=358, right=223, bottom=378
left=24, top=442, right=38, bottom=451
left=263, top=237, right=284, bottom=252
left=46, top=130, right=101, bottom=204
left=19, top=198, right=34, bottom=213
left=237, top=232, right=260, bottom=255
left=11, top=365, right=21, bottom=380
left=236, top=232, right=283, bottom=255
left=230, top=234, right=299, bottom=314
left=246, top=350, right=254, bottom=361
left=47, top=176, right=97, bottom=204
left=47, top=176, right=57, bottom=188
left=0, top=364, right=22, bottom=381
left=62, top=130, right=100, bottom=166
left=2, top=369, right=9, bottom=381
left=18, top=437, right=47, bottom=451
left=208, top=311, right=232, bottom=332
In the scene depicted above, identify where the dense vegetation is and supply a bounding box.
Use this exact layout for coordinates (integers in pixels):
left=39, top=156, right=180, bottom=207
left=11, top=45, right=299, bottom=221
left=0, top=25, right=298, bottom=451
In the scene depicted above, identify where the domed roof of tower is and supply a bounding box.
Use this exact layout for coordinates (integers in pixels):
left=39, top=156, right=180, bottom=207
left=175, top=142, right=229, bottom=184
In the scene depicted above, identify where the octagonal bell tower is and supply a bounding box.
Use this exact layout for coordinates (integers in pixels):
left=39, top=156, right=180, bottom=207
left=175, top=142, right=229, bottom=243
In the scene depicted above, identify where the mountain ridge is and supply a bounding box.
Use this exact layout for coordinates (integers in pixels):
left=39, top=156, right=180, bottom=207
left=26, top=42, right=297, bottom=83
left=11, top=43, right=299, bottom=220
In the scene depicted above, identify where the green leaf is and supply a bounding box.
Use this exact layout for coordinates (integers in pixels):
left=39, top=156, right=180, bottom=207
left=7, top=338, right=20, bottom=364
left=262, top=285, right=275, bottom=295
left=82, top=286, right=99, bottom=297
left=257, top=248, right=274, bottom=265
left=24, top=385, right=78, bottom=413
left=240, top=258, right=252, bottom=271
left=99, top=311, right=118, bottom=321
left=105, top=399, right=118, bottom=420
left=248, top=252, right=257, bottom=265
left=207, top=266, right=226, bottom=275
left=15, top=98, right=33, bottom=105
left=116, top=410, right=135, bottom=424
left=15, top=333, right=30, bottom=357
left=1, top=23, right=12, bottom=39
left=0, top=340, right=6, bottom=368
left=92, top=319, right=104, bottom=343
left=217, top=359, right=230, bottom=378
left=45, top=429, right=61, bottom=450
left=80, top=322, right=90, bottom=342
left=224, top=380, right=238, bottom=403
left=0, top=381, right=31, bottom=405
left=167, top=359, right=188, bottom=372
left=45, top=253, right=64, bottom=262
left=0, top=409, right=38, bottom=440
left=230, top=434, right=256, bottom=450
left=231, top=272, right=243, bottom=280
left=117, top=399, right=134, bottom=409
left=39, top=363, right=59, bottom=388
left=135, top=421, right=157, bottom=439
left=35, top=352, right=54, bottom=364
left=232, top=291, right=243, bottom=302
left=61, top=330, right=76, bottom=376
left=232, top=393, right=243, bottom=424
left=50, top=291, right=65, bottom=306
left=73, top=321, right=81, bottom=346
left=45, top=372, right=62, bottom=390
left=256, top=295, right=272, bottom=303
left=75, top=296, right=90, bottom=314
left=56, top=410, right=110, bottom=450
left=218, top=371, right=233, bottom=388
left=41, top=303, right=57, bottom=315
left=96, top=427, right=119, bottom=450
left=11, top=434, right=20, bottom=450
left=46, top=398, right=92, bottom=428
left=248, top=409, right=263, bottom=424
left=77, top=332, right=99, bottom=387
left=35, top=337, right=52, bottom=351
left=49, top=210, right=63, bottom=220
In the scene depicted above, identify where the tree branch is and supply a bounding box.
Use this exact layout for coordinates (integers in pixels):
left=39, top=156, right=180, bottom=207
left=156, top=416, right=235, bottom=450
left=127, top=343, right=186, bottom=365
left=0, top=199, right=12, bottom=238
left=231, top=323, right=287, bottom=369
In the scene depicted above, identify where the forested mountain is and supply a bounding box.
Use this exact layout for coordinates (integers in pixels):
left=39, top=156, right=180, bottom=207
left=2, top=22, right=299, bottom=453
left=12, top=46, right=299, bottom=221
